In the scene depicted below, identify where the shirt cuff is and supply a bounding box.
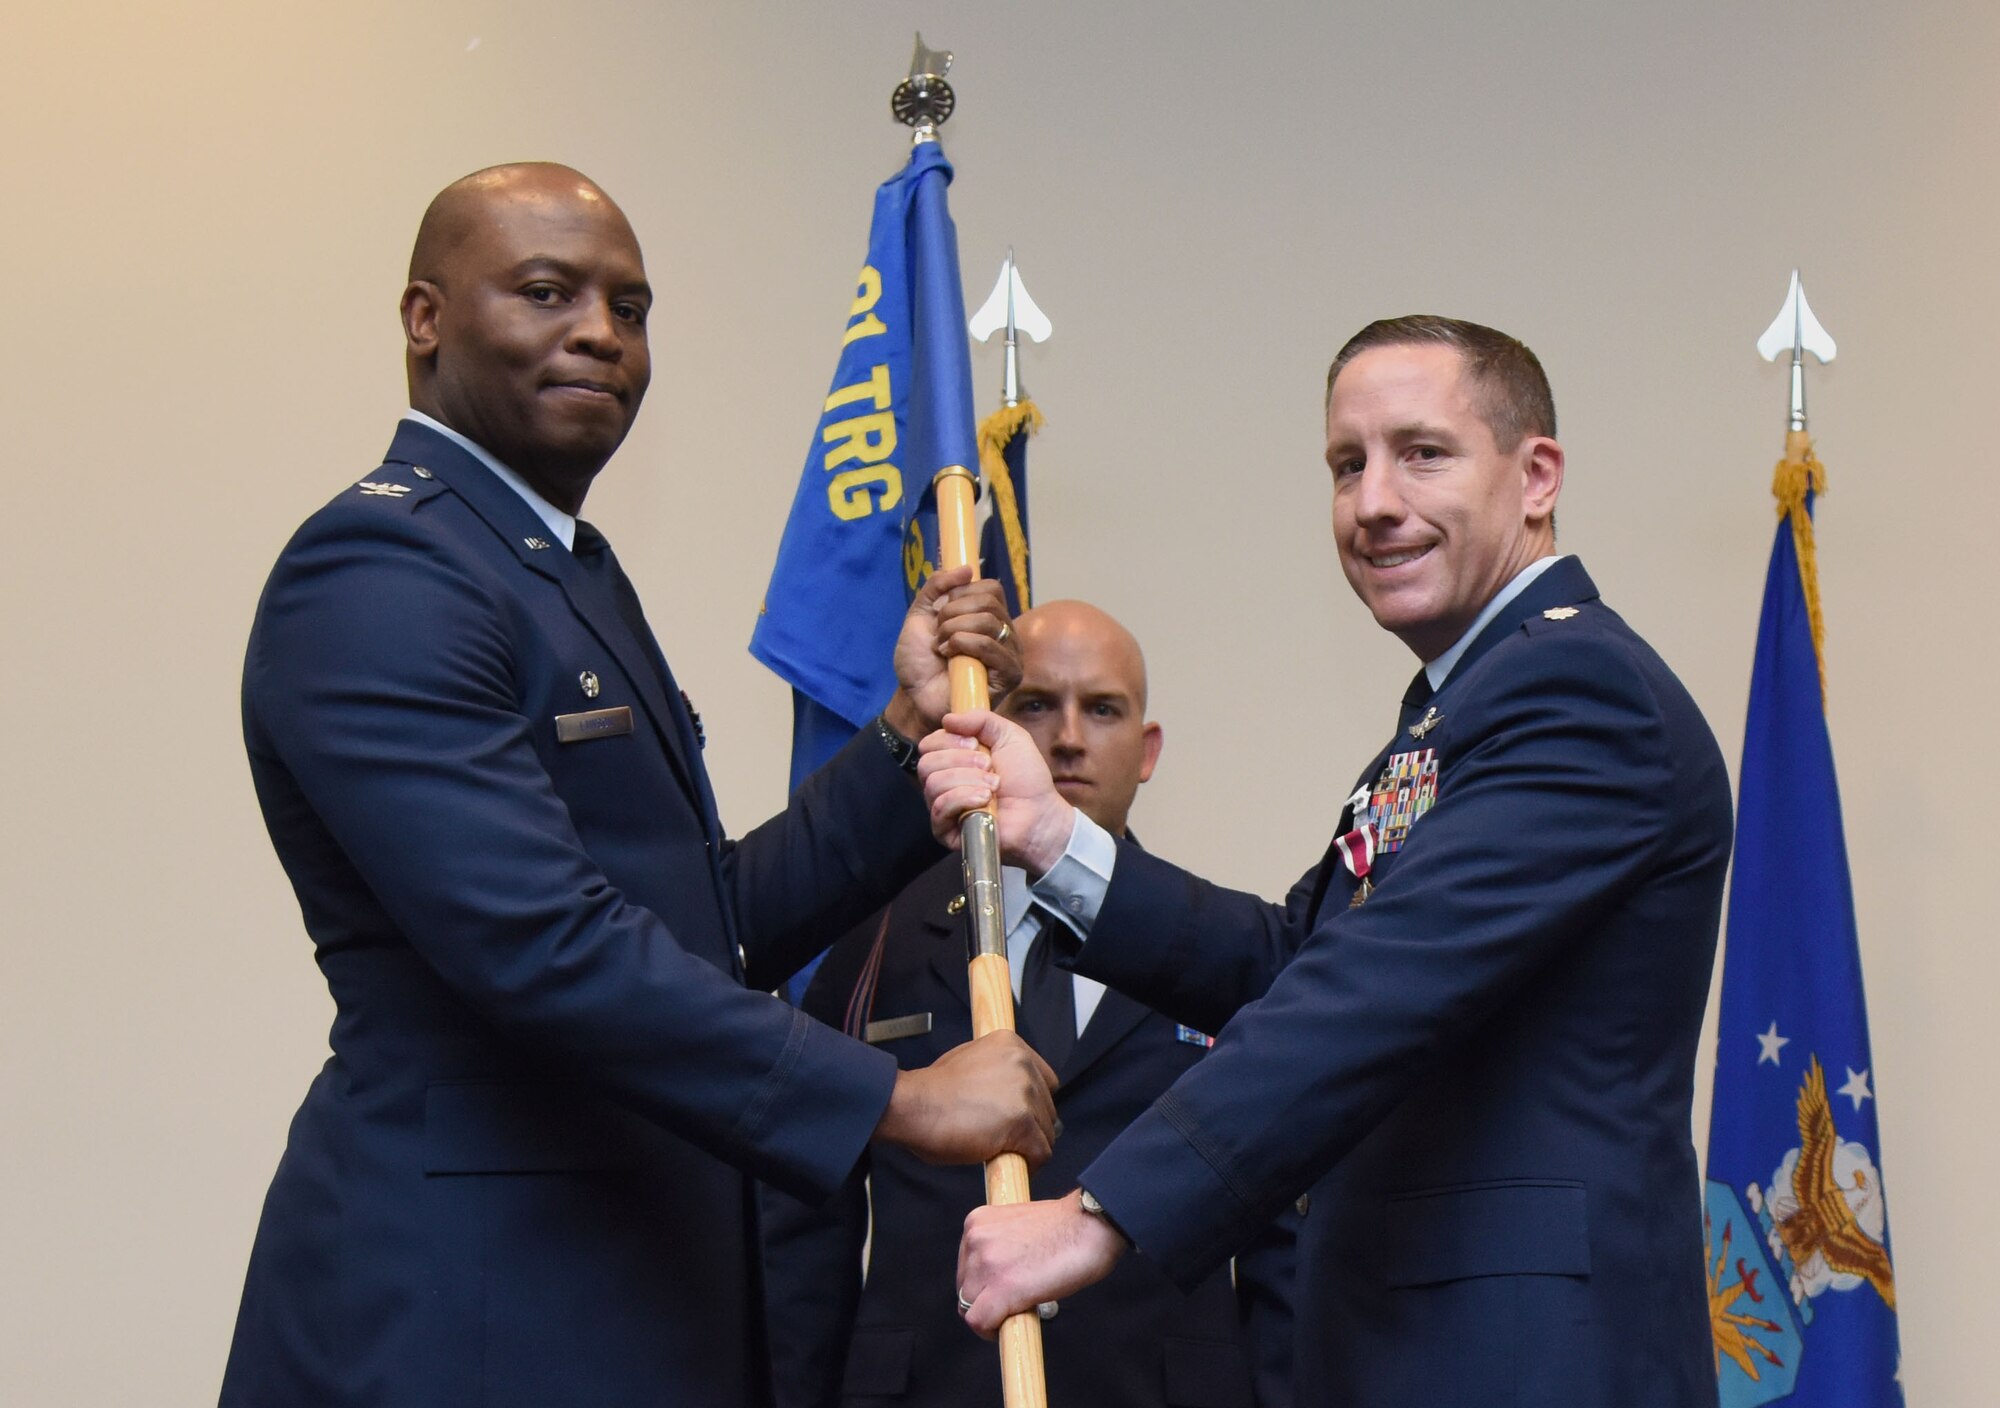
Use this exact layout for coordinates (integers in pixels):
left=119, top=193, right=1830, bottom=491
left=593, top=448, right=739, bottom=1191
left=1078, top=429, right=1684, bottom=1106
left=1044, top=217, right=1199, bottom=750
left=1028, top=810, right=1117, bottom=939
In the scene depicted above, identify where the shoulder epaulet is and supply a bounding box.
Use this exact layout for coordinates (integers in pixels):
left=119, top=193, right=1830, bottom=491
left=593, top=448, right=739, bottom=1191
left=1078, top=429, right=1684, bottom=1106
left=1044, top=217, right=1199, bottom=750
left=1522, top=603, right=1589, bottom=635
left=345, top=461, right=447, bottom=511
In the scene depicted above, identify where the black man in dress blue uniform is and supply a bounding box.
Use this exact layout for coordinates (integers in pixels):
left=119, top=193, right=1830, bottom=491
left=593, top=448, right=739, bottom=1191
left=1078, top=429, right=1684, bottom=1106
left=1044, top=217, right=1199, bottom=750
left=220, top=162, right=1058, bottom=1408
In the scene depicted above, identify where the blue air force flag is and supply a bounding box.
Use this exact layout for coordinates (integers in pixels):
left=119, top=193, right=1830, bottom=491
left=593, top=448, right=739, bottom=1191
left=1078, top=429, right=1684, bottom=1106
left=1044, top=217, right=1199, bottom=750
left=1705, top=463, right=1901, bottom=1406
left=751, top=141, right=980, bottom=792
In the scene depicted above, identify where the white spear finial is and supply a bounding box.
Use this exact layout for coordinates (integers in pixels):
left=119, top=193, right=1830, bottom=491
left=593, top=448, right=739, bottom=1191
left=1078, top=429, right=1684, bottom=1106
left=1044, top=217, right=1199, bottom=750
left=1757, top=270, right=1837, bottom=432
left=970, top=251, right=1052, bottom=406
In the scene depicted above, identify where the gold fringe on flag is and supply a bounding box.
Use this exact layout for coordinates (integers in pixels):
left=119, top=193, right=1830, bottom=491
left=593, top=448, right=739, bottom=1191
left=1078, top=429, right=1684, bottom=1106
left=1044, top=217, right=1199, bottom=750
left=1772, top=428, right=1829, bottom=710
left=977, top=399, right=1043, bottom=611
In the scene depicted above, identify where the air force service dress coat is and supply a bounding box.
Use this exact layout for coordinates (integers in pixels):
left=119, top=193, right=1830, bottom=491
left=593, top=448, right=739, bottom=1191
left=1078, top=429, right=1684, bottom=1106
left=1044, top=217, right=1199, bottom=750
left=221, top=421, right=938, bottom=1408
left=1066, top=558, right=1733, bottom=1408
left=760, top=857, right=1288, bottom=1408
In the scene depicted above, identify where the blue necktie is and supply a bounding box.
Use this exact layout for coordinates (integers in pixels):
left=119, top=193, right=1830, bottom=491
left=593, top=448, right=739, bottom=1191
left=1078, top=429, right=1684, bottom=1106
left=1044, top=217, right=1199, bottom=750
left=1018, top=914, right=1076, bottom=1072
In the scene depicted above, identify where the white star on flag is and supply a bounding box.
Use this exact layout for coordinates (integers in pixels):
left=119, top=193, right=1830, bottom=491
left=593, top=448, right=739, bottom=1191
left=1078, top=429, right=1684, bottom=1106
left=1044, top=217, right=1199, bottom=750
left=1837, top=1066, right=1874, bottom=1112
left=1755, top=1021, right=1790, bottom=1066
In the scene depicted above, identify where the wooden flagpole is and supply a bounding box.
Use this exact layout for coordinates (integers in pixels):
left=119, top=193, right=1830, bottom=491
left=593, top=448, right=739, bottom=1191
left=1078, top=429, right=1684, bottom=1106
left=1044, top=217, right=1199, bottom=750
left=932, top=463, right=1048, bottom=1408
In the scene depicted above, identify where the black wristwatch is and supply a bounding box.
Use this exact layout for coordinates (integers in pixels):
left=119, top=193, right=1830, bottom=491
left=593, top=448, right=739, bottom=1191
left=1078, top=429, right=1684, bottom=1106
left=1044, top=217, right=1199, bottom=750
left=1078, top=1187, right=1132, bottom=1248
left=875, top=713, right=921, bottom=774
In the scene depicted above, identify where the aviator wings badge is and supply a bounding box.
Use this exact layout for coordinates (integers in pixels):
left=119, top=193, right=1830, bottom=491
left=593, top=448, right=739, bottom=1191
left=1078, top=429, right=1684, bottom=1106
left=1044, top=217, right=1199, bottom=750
left=1408, top=706, right=1443, bottom=740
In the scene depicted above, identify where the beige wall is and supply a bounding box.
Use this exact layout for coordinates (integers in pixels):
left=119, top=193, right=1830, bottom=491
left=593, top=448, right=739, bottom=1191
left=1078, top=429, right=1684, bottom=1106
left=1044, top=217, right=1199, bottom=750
left=5, top=1, right=1993, bottom=1401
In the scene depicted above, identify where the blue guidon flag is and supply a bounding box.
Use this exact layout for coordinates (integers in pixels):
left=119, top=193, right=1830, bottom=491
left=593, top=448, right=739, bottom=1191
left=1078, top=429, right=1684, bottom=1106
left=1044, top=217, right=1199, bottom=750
left=751, top=141, right=980, bottom=998
left=753, top=142, right=975, bottom=781
left=1704, top=443, right=1902, bottom=1405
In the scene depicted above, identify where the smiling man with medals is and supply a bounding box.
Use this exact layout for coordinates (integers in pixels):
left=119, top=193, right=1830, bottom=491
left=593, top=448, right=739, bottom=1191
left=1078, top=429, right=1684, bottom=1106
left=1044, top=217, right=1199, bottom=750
left=923, top=316, right=1736, bottom=1408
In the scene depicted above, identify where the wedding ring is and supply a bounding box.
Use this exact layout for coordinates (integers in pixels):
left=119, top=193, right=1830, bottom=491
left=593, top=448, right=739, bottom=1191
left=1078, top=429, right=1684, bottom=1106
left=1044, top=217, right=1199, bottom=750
left=956, top=1287, right=974, bottom=1315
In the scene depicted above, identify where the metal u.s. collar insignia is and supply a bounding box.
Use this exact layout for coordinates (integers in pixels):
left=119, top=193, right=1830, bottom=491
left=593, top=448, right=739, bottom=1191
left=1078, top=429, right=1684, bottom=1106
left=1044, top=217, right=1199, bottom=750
left=1408, top=706, right=1443, bottom=740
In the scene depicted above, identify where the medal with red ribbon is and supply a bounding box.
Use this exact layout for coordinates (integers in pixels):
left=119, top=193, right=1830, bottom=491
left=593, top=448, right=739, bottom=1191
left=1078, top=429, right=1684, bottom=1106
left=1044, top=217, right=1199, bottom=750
left=1335, top=784, right=1379, bottom=906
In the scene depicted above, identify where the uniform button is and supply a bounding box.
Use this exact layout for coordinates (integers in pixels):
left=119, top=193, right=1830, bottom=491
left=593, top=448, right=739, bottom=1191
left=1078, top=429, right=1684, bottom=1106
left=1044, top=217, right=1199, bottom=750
left=1295, top=1194, right=1311, bottom=1217
left=947, top=894, right=967, bottom=915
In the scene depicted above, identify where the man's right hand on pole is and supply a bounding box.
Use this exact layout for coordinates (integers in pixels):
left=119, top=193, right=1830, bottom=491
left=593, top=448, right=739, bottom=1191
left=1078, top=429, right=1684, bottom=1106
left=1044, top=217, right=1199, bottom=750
left=874, top=1032, right=1060, bottom=1169
left=917, top=709, right=1078, bottom=878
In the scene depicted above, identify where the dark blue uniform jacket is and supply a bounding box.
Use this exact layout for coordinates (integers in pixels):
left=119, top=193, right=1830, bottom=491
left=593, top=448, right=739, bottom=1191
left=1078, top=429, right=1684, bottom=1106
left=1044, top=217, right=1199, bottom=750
left=222, top=421, right=936, bottom=1408
left=761, top=856, right=1295, bottom=1408
left=1071, top=559, right=1732, bottom=1408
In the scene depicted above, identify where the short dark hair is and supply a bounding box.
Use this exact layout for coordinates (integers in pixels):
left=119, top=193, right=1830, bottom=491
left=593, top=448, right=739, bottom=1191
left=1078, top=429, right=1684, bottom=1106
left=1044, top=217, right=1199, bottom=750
left=1325, top=315, right=1556, bottom=449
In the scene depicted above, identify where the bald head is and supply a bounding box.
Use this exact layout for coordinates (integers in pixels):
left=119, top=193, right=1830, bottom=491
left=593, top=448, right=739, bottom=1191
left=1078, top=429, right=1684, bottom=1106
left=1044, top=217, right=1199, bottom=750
left=1000, top=600, right=1161, bottom=835
left=409, top=163, right=634, bottom=285
left=1014, top=601, right=1150, bottom=711
left=400, top=163, right=652, bottom=512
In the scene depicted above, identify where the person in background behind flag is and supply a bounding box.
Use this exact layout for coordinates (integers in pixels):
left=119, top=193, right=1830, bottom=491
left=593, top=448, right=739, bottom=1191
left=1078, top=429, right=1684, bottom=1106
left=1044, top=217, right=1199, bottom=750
left=219, top=162, right=1061, bottom=1408
left=762, top=600, right=1296, bottom=1408
left=926, top=317, right=1736, bottom=1408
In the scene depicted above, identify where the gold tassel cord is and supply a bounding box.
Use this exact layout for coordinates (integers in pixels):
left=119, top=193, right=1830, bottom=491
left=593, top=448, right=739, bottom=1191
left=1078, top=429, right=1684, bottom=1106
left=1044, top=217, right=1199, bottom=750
left=977, top=400, right=1044, bottom=611
left=1772, top=428, right=1829, bottom=711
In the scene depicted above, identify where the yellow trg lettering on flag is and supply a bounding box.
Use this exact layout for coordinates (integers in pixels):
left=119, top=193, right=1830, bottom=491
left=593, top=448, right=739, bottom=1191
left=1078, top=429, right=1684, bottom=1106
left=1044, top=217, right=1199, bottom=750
left=819, top=266, right=900, bottom=521
left=828, top=467, right=902, bottom=522
left=842, top=266, right=887, bottom=346
left=824, top=364, right=891, bottom=414
left=821, top=412, right=896, bottom=470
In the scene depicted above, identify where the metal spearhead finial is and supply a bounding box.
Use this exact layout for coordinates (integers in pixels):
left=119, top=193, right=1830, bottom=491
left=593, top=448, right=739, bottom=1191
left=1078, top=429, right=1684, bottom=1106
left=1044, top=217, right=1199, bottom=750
left=891, top=34, right=955, bottom=143
left=969, top=250, right=1053, bottom=406
left=1756, top=269, right=1837, bottom=432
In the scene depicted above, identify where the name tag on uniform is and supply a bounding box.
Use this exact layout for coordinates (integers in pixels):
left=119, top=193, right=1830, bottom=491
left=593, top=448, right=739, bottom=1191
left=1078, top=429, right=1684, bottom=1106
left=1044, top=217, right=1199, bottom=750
left=554, top=706, right=634, bottom=743
left=863, top=1012, right=933, bottom=1044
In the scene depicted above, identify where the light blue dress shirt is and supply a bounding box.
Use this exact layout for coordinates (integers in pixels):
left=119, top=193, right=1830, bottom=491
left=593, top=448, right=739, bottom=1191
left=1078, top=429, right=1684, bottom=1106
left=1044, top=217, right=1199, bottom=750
left=1033, top=555, right=1570, bottom=933
left=402, top=410, right=577, bottom=551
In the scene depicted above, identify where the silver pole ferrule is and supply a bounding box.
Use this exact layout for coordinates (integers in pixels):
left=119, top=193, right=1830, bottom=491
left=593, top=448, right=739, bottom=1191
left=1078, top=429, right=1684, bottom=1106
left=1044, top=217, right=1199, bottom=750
left=959, top=811, right=1008, bottom=960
